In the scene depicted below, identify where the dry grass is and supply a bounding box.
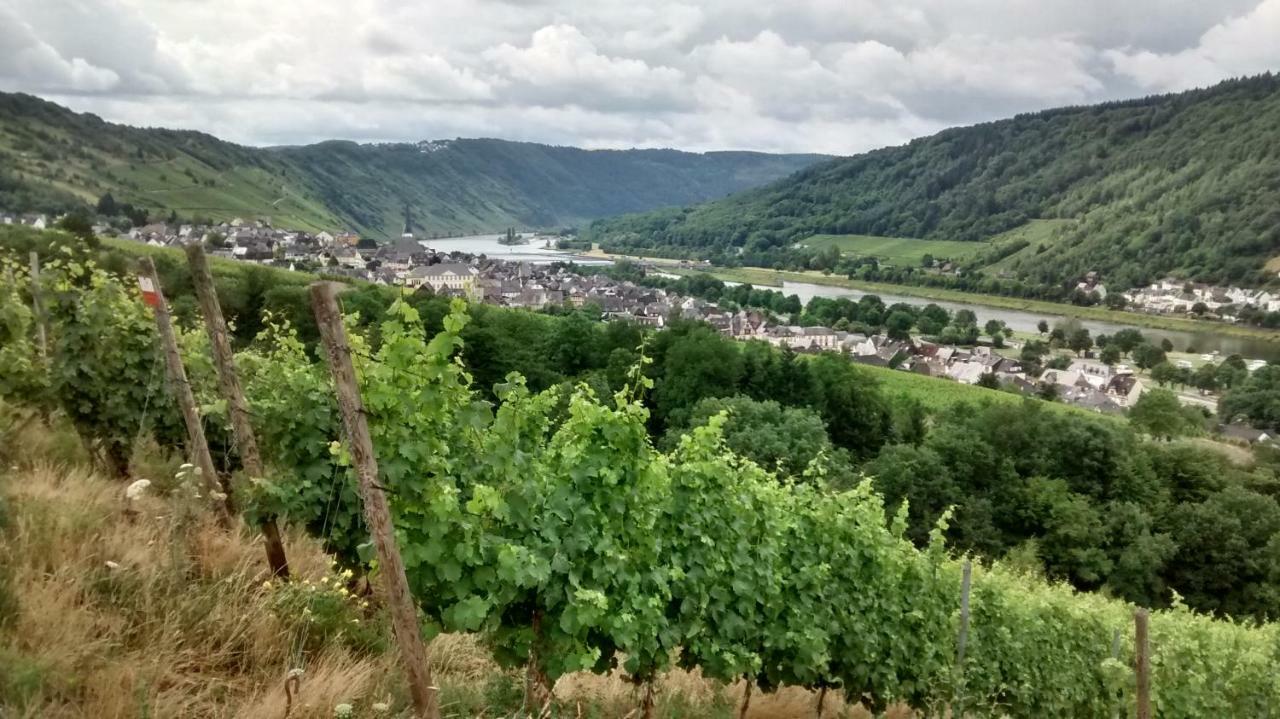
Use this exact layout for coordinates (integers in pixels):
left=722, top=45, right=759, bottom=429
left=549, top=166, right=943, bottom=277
left=0, top=415, right=921, bottom=718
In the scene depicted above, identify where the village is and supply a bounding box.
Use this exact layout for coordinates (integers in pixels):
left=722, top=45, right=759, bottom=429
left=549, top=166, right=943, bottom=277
left=2, top=212, right=1274, bottom=440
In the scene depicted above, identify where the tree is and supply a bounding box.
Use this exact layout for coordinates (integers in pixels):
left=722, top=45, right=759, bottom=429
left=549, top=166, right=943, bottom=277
left=984, top=319, right=1007, bottom=347
left=804, top=353, right=891, bottom=460
left=1112, top=329, right=1145, bottom=354
left=95, top=192, right=117, bottom=216
left=1191, top=302, right=1209, bottom=316
left=1219, top=365, right=1280, bottom=430
left=1067, top=328, right=1093, bottom=356
left=661, top=396, right=845, bottom=480
left=868, top=443, right=964, bottom=542
left=885, top=310, right=914, bottom=341
left=1037, top=319, right=1050, bottom=335
left=1191, top=363, right=1219, bottom=393
left=1150, top=362, right=1181, bottom=387
left=650, top=325, right=745, bottom=431
left=1160, top=338, right=1175, bottom=353
left=1020, top=340, right=1050, bottom=368
left=1129, top=388, right=1194, bottom=440
left=1165, top=487, right=1280, bottom=620
left=55, top=210, right=98, bottom=248
left=1100, top=344, right=1122, bottom=366
left=917, top=303, right=950, bottom=335
left=1132, top=343, right=1167, bottom=370
left=977, top=372, right=1001, bottom=389
left=921, top=253, right=935, bottom=268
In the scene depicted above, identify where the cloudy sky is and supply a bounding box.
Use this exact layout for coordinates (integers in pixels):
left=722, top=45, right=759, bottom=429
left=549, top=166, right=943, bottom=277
left=2, top=0, right=1278, bottom=154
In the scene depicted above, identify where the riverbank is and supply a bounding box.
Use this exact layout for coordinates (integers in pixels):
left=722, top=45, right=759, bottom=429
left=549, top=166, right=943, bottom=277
left=673, top=266, right=1280, bottom=344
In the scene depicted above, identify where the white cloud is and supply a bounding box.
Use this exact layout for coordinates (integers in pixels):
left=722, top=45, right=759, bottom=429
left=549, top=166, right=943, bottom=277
left=1107, top=0, right=1280, bottom=91
left=1, top=0, right=1276, bottom=153
left=484, top=24, right=690, bottom=111
left=0, top=5, right=120, bottom=92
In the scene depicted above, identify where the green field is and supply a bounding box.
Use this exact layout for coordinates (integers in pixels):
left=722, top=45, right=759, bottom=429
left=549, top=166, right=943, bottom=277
left=982, top=219, right=1076, bottom=272
left=801, top=233, right=986, bottom=264
left=855, top=363, right=1112, bottom=419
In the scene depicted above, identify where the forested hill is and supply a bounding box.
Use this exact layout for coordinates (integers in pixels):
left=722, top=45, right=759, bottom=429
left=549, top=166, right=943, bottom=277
left=0, top=92, right=826, bottom=238
left=587, top=74, right=1280, bottom=289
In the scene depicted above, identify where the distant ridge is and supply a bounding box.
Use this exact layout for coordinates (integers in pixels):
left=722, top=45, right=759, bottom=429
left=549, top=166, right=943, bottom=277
left=0, top=92, right=828, bottom=238
left=587, top=74, right=1280, bottom=288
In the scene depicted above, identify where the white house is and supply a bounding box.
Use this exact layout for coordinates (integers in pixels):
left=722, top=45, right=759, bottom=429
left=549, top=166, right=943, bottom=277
left=402, top=263, right=481, bottom=300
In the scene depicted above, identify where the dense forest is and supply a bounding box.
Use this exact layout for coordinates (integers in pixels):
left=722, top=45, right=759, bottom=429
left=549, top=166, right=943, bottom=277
left=5, top=225, right=1280, bottom=625
left=0, top=92, right=825, bottom=237
left=588, top=74, right=1280, bottom=290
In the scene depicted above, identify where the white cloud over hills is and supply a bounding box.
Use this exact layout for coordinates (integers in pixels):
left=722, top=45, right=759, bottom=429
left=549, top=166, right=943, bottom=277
left=0, top=0, right=1277, bottom=153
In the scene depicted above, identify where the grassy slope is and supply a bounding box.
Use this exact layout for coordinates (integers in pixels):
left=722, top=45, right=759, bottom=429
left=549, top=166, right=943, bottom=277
left=0, top=409, right=898, bottom=719
left=686, top=265, right=1280, bottom=343
left=981, top=219, right=1076, bottom=272
left=0, top=93, right=826, bottom=239
left=854, top=358, right=1116, bottom=420
left=801, top=233, right=988, bottom=264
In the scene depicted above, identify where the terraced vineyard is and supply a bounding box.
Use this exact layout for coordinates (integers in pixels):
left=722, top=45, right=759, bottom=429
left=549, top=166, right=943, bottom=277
left=801, top=234, right=989, bottom=265
left=3, top=235, right=1279, bottom=719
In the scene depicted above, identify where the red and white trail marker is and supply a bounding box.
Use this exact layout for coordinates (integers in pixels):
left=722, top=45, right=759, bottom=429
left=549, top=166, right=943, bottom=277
left=137, top=274, right=160, bottom=308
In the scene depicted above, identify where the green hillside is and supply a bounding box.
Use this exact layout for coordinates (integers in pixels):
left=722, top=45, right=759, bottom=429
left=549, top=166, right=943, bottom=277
left=588, top=74, right=1280, bottom=289
left=801, top=233, right=989, bottom=265
left=0, top=92, right=826, bottom=238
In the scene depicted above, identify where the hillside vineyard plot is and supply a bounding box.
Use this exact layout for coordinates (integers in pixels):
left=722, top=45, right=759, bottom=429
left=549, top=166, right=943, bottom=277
left=2, top=247, right=1279, bottom=719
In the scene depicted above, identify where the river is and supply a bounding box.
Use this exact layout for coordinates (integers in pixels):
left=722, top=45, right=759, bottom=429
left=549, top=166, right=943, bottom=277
left=416, top=234, right=610, bottom=264
left=781, top=281, right=1280, bottom=362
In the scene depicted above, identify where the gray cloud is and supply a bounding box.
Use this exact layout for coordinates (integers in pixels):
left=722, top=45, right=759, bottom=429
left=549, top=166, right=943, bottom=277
left=1, top=0, right=1276, bottom=153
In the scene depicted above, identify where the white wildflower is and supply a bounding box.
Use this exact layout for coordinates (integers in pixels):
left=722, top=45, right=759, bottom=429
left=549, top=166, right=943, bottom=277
left=179, top=463, right=194, bottom=470
left=105, top=560, right=120, bottom=570
left=125, top=479, right=151, bottom=501
left=372, top=702, right=390, bottom=713
left=334, top=704, right=354, bottom=719
left=287, top=667, right=305, bottom=680
left=209, top=491, right=228, bottom=501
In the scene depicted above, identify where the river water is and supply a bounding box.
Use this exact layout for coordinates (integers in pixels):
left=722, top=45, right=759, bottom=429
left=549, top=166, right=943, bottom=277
left=416, top=234, right=610, bottom=264
left=782, top=281, right=1280, bottom=362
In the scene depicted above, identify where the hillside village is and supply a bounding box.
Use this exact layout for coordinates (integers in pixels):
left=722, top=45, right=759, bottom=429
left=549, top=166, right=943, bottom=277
left=1, top=211, right=1273, bottom=437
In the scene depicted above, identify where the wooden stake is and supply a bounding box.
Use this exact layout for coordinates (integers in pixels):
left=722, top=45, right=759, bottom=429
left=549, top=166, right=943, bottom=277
left=640, top=679, right=656, bottom=719
left=1111, top=628, right=1122, bottom=719
left=738, top=677, right=753, bottom=719
left=954, top=560, right=972, bottom=717
left=185, top=242, right=289, bottom=578
left=141, top=257, right=233, bottom=523
left=310, top=281, right=439, bottom=719
left=1135, top=609, right=1151, bottom=719
left=29, top=251, right=48, bottom=358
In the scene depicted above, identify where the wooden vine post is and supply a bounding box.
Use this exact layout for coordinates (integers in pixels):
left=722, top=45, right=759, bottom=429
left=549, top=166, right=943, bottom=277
left=1111, top=628, right=1122, bottom=719
left=139, top=257, right=233, bottom=523
left=29, top=251, right=48, bottom=358
left=1134, top=609, right=1151, bottom=719
left=954, top=559, right=973, bottom=717
left=184, top=242, right=289, bottom=577
left=310, top=281, right=440, bottom=719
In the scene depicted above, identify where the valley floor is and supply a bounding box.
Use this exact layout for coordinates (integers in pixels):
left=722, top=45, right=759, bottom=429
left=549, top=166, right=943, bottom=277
left=663, top=266, right=1280, bottom=345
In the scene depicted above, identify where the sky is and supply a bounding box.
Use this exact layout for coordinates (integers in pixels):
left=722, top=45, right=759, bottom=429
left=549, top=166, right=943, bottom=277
left=1, top=0, right=1278, bottom=155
